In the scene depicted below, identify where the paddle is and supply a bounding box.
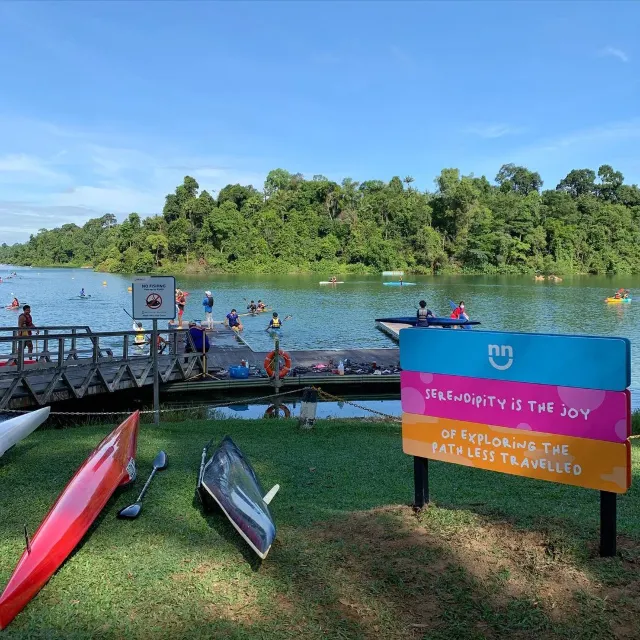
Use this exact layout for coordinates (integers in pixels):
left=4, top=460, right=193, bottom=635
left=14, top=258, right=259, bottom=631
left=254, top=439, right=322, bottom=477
left=117, top=450, right=168, bottom=519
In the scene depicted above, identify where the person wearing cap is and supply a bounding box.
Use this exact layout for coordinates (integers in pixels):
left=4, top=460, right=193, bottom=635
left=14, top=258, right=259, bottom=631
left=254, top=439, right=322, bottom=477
left=202, top=290, right=214, bottom=328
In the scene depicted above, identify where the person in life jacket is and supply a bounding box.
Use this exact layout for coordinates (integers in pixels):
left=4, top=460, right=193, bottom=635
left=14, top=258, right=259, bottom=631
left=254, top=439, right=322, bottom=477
left=416, top=300, right=434, bottom=326
left=450, top=301, right=466, bottom=320
left=247, top=300, right=258, bottom=314
left=257, top=300, right=266, bottom=311
left=266, top=312, right=282, bottom=330
left=18, top=304, right=36, bottom=354
left=202, top=290, right=214, bottom=328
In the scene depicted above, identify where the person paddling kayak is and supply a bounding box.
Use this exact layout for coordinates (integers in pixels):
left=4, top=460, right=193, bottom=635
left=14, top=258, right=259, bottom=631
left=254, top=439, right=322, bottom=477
left=416, top=300, right=434, bottom=326
left=257, top=300, right=266, bottom=312
left=10, top=297, right=19, bottom=308
left=247, top=300, right=258, bottom=314
left=80, top=288, right=86, bottom=298
left=266, top=312, right=282, bottom=331
left=450, top=301, right=467, bottom=320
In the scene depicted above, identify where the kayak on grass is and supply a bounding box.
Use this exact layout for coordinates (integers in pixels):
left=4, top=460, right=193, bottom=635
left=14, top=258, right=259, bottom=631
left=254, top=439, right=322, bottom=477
left=197, top=435, right=279, bottom=560
left=0, top=407, right=51, bottom=458
left=0, top=412, right=139, bottom=630
left=383, top=282, right=416, bottom=287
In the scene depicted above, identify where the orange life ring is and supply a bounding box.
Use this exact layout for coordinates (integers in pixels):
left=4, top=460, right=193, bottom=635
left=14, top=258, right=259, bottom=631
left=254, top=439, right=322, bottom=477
left=264, top=349, right=291, bottom=378
left=264, top=404, right=291, bottom=419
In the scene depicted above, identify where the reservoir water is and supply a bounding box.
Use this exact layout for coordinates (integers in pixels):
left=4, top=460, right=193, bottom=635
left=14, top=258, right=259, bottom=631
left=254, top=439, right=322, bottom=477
left=2, top=266, right=638, bottom=406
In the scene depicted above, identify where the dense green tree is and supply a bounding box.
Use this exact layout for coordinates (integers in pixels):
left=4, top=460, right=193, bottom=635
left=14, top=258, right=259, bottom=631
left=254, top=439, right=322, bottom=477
left=2, top=164, right=639, bottom=276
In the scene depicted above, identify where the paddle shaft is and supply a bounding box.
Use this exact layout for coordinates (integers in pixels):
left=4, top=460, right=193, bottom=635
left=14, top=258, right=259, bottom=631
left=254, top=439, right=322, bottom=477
left=135, top=466, right=158, bottom=503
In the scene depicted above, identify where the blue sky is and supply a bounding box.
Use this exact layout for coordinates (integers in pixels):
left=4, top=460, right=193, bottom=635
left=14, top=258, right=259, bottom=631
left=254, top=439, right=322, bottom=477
left=0, top=1, right=638, bottom=243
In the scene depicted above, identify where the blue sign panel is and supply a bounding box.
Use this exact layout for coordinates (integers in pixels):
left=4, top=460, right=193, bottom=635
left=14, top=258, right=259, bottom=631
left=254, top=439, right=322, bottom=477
left=399, top=329, right=630, bottom=391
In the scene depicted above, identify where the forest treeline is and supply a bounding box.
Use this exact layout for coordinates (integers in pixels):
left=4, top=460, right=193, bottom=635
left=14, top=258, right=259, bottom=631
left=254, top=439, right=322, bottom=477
left=2, top=164, right=640, bottom=274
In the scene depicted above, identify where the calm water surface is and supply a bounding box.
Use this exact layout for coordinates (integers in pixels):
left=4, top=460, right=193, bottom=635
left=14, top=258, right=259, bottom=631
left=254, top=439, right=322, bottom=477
left=2, top=267, right=638, bottom=402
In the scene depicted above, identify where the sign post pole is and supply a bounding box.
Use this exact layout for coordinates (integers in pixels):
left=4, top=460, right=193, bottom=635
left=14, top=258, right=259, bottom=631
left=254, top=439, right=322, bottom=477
left=413, top=456, right=429, bottom=508
left=131, top=275, right=176, bottom=426
left=599, top=491, right=617, bottom=557
left=152, top=318, right=159, bottom=425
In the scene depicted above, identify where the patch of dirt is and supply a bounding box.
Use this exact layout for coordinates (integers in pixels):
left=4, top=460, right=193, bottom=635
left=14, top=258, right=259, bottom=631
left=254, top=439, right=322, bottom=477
left=303, top=505, right=640, bottom=639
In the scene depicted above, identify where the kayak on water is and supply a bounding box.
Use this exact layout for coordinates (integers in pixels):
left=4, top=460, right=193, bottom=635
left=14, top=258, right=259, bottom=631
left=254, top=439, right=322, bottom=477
left=4, top=306, right=23, bottom=311
left=0, top=412, right=139, bottom=630
left=383, top=282, right=416, bottom=286
left=375, top=316, right=480, bottom=328
left=605, top=297, right=632, bottom=303
left=0, top=407, right=51, bottom=458
left=239, top=307, right=272, bottom=317
left=319, top=281, right=344, bottom=285
left=197, top=435, right=279, bottom=560
left=69, top=295, right=92, bottom=300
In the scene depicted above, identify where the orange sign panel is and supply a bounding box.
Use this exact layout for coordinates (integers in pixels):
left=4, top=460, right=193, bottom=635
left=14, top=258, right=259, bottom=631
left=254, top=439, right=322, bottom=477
left=402, top=413, right=631, bottom=493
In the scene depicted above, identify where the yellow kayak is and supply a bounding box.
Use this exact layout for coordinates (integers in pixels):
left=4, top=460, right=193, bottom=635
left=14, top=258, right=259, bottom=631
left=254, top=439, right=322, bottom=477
left=605, top=297, right=632, bottom=303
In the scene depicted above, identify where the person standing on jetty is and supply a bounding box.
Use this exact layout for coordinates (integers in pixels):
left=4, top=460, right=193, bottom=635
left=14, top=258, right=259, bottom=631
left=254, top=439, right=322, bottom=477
left=17, top=304, right=36, bottom=355
left=202, top=290, right=214, bottom=328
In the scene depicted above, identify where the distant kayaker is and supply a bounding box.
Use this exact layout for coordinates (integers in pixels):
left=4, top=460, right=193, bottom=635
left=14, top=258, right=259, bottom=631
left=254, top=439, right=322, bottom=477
left=266, top=312, right=282, bottom=331
left=11, top=297, right=19, bottom=308
left=80, top=288, right=85, bottom=297
left=226, top=309, right=243, bottom=331
left=416, top=300, right=434, bottom=326
left=247, top=300, right=258, bottom=314
left=202, top=290, right=214, bottom=328
left=330, top=276, right=337, bottom=284
left=18, top=304, right=36, bottom=354
left=450, top=301, right=466, bottom=320
left=257, top=300, right=266, bottom=311
left=400, top=276, right=404, bottom=286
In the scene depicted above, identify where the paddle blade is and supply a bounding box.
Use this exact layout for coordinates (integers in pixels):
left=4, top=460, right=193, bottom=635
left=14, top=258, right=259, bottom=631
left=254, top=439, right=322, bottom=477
left=117, top=503, right=142, bottom=519
left=153, top=450, right=168, bottom=471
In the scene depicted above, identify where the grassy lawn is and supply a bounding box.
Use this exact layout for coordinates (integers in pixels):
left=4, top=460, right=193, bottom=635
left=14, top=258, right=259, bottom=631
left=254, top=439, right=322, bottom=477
left=0, top=418, right=638, bottom=639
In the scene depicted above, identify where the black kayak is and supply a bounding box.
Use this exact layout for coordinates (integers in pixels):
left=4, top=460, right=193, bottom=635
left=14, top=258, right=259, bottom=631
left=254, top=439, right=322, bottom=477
left=197, top=436, right=279, bottom=559
left=375, top=316, right=480, bottom=327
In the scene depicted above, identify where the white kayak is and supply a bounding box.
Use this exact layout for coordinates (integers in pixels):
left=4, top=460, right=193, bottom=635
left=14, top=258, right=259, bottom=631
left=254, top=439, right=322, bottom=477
left=0, top=406, right=51, bottom=458
left=319, top=281, right=344, bottom=285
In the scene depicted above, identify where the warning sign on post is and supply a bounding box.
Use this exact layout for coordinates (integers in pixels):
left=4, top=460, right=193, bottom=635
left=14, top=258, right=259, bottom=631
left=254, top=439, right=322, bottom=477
left=132, top=276, right=176, bottom=320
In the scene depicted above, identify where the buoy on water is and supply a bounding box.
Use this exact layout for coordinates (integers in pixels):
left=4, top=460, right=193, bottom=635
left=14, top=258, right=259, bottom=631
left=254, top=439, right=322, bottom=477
left=102, top=281, right=107, bottom=286
left=127, top=286, right=132, bottom=292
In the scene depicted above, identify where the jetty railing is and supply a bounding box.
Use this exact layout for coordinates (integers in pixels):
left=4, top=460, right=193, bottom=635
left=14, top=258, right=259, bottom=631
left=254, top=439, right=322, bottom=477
left=0, top=326, right=206, bottom=409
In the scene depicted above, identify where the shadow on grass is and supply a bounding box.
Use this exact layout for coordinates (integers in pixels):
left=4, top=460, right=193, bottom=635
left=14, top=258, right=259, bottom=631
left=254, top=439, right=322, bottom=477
left=0, top=418, right=638, bottom=638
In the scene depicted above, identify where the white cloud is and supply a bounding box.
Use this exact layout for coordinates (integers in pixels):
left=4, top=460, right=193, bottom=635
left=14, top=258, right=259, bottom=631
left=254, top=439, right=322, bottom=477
left=0, top=115, right=269, bottom=243
left=599, top=46, right=629, bottom=63
left=465, top=124, right=525, bottom=139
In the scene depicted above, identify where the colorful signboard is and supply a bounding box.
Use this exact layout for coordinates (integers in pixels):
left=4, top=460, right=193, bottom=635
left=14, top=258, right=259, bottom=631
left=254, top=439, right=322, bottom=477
left=402, top=413, right=631, bottom=493
left=401, top=372, right=630, bottom=443
left=132, top=276, right=176, bottom=320
left=399, top=329, right=630, bottom=391
left=399, top=327, right=632, bottom=495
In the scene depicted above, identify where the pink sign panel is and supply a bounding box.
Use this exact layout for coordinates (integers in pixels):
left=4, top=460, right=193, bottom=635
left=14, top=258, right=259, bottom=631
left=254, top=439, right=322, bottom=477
left=401, top=371, right=630, bottom=443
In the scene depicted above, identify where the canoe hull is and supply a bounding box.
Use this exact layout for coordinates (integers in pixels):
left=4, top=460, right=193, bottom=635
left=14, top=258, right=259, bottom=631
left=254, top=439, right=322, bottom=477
left=375, top=316, right=480, bottom=328
left=605, top=298, right=632, bottom=304
left=383, top=282, right=416, bottom=286
left=0, top=407, right=51, bottom=458
left=198, top=436, right=276, bottom=560
left=0, top=412, right=139, bottom=629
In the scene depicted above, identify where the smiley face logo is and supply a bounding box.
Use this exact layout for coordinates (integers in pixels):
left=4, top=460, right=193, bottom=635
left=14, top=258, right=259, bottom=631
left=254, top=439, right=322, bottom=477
left=488, top=344, right=513, bottom=370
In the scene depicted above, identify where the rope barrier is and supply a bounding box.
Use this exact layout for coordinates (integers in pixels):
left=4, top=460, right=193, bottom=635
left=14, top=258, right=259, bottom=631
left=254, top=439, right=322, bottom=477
left=312, top=386, right=401, bottom=422
left=0, top=387, right=304, bottom=417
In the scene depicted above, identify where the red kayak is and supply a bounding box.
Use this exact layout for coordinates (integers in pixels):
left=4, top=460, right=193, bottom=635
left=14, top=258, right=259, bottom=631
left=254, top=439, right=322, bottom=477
left=0, top=411, right=139, bottom=629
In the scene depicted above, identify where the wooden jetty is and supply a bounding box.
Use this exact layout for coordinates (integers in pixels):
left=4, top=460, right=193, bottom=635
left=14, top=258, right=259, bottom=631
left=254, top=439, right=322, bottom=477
left=375, top=320, right=412, bottom=341
left=0, top=324, right=399, bottom=411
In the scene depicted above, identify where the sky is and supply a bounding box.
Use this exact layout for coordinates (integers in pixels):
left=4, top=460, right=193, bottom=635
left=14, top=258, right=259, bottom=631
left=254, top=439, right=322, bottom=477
left=0, top=0, right=638, bottom=244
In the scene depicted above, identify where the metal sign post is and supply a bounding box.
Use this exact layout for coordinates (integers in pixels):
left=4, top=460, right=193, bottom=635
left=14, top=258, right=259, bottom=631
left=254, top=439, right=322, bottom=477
left=131, top=276, right=176, bottom=425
